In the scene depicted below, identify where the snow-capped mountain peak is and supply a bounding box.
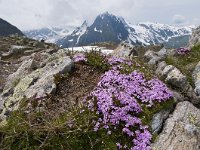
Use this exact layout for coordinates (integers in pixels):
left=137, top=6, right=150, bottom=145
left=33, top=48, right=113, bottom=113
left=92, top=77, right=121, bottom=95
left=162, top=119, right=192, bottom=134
left=56, top=21, right=88, bottom=47
left=71, top=20, right=88, bottom=36
left=24, top=12, right=195, bottom=48
left=98, top=12, right=127, bottom=25
left=57, top=12, right=194, bottom=48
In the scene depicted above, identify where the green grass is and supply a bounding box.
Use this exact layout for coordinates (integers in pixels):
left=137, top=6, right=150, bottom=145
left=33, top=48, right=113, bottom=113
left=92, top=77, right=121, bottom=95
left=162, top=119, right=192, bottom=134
left=0, top=102, right=119, bottom=150
left=165, top=44, right=200, bottom=85
left=86, top=51, right=110, bottom=72
left=0, top=98, right=174, bottom=150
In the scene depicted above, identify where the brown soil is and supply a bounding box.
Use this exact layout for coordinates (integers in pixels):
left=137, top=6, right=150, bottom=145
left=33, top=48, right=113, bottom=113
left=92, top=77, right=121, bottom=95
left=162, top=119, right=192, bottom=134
left=38, top=64, right=102, bottom=120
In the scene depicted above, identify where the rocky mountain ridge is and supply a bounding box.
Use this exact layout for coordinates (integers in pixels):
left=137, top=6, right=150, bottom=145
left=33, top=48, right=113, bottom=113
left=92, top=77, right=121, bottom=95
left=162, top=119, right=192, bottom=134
left=57, top=12, right=193, bottom=48
left=24, top=26, right=76, bottom=43
left=0, top=18, right=24, bottom=37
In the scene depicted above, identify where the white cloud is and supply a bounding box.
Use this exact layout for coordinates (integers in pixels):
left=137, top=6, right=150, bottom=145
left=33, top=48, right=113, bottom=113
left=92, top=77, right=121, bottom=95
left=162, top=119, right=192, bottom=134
left=192, top=18, right=200, bottom=26
left=173, top=14, right=187, bottom=25
left=0, top=0, right=199, bottom=30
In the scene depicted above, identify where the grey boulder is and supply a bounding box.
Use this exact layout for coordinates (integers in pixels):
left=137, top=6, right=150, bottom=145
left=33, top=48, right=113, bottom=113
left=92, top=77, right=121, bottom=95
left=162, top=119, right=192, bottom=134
left=152, top=101, right=200, bottom=150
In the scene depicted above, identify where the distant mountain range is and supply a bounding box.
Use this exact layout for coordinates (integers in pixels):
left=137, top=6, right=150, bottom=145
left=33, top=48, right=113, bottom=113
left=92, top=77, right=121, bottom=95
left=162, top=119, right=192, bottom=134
left=23, top=26, right=76, bottom=43
left=24, top=12, right=195, bottom=48
left=0, top=18, right=23, bottom=37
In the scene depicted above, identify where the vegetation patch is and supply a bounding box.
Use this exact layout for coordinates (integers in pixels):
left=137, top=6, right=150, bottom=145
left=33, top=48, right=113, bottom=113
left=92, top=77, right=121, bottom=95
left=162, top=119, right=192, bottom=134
left=166, top=45, right=200, bottom=85
left=0, top=51, right=174, bottom=150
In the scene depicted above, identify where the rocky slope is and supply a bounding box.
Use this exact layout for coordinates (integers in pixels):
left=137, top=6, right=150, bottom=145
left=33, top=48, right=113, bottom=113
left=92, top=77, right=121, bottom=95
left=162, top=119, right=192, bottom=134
left=0, top=18, right=23, bottom=37
left=0, top=31, right=200, bottom=149
left=0, top=35, right=58, bottom=93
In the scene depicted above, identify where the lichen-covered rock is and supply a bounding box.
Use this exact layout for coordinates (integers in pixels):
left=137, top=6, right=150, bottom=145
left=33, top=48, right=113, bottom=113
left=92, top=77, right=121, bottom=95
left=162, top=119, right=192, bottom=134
left=0, top=85, right=3, bottom=93
left=113, top=45, right=133, bottom=58
left=0, top=49, right=74, bottom=121
left=167, top=49, right=177, bottom=56
left=155, top=61, right=167, bottom=76
left=152, top=101, right=200, bottom=150
left=144, top=50, right=160, bottom=62
left=189, top=26, right=200, bottom=48
left=160, top=65, right=175, bottom=77
left=165, top=67, right=189, bottom=91
left=144, top=48, right=170, bottom=67
left=157, top=64, right=199, bottom=104
left=193, top=61, right=200, bottom=96
left=3, top=58, right=34, bottom=92
left=172, top=90, right=185, bottom=103
left=157, top=47, right=168, bottom=59
left=25, top=56, right=73, bottom=99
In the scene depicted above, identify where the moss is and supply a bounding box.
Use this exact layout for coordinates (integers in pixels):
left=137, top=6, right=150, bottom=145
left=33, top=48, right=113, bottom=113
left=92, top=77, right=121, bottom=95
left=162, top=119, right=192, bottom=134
left=54, top=72, right=69, bottom=85
left=138, top=98, right=175, bottom=129
left=138, top=98, right=175, bottom=143
left=152, top=133, right=159, bottom=142
left=85, top=51, right=110, bottom=72
left=12, top=78, right=20, bottom=87
left=121, top=57, right=154, bottom=80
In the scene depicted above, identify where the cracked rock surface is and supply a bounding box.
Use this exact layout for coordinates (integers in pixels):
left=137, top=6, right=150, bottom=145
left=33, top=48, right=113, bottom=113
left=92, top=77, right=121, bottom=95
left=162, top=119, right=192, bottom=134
left=152, top=101, right=200, bottom=150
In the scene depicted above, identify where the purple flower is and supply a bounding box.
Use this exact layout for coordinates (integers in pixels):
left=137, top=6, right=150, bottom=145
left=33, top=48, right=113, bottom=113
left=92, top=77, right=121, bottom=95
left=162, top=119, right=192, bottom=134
left=131, top=129, right=152, bottom=150
left=123, top=127, right=134, bottom=137
left=73, top=53, right=87, bottom=62
left=84, top=55, right=173, bottom=149
left=94, top=122, right=100, bottom=131
left=176, top=47, right=190, bottom=55
left=116, top=143, right=122, bottom=149
left=107, top=56, right=133, bottom=68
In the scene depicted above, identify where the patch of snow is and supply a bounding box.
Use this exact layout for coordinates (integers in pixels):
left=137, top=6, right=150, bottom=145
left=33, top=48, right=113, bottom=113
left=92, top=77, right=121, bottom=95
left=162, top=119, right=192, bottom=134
left=64, top=46, right=113, bottom=55
left=94, top=27, right=103, bottom=33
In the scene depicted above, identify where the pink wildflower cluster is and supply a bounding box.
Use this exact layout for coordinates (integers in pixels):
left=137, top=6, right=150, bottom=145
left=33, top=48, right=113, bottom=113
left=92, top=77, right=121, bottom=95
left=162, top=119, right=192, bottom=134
left=86, top=57, right=173, bottom=149
left=73, top=53, right=87, bottom=62
left=176, top=47, right=190, bottom=55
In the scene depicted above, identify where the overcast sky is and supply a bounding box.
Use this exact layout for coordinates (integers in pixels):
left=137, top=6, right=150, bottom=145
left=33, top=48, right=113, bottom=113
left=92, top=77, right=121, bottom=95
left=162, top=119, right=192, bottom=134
left=0, top=0, right=200, bottom=30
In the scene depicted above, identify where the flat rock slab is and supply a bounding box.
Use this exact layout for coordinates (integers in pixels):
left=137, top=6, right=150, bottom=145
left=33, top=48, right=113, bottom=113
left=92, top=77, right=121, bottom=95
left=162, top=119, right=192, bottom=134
left=152, top=101, right=200, bottom=150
